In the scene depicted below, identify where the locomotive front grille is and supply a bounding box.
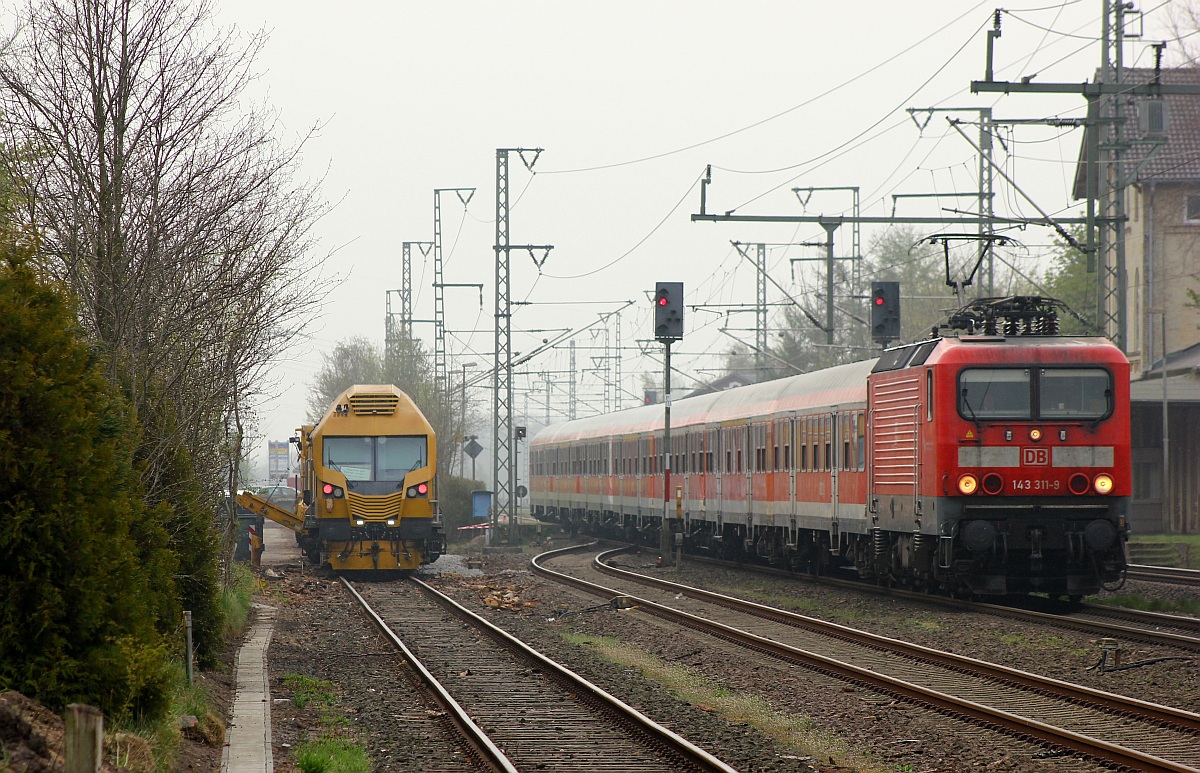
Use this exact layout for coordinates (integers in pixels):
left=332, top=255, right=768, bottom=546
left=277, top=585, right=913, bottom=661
left=347, top=490, right=403, bottom=519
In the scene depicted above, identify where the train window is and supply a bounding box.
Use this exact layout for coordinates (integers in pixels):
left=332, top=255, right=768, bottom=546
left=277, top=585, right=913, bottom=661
left=959, top=368, right=1032, bottom=420
left=823, top=416, right=832, bottom=471
left=856, top=412, right=866, bottom=471
left=1039, top=368, right=1111, bottom=419
left=871, top=346, right=915, bottom=373
left=800, top=419, right=809, bottom=470
left=926, top=370, right=934, bottom=421
left=327, top=435, right=427, bottom=482
left=908, top=340, right=939, bottom=367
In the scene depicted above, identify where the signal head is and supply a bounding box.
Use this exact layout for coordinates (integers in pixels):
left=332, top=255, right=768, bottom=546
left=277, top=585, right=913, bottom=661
left=653, top=281, right=684, bottom=342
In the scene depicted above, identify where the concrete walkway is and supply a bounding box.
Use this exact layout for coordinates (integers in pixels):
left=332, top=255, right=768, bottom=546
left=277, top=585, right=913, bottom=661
left=223, top=519, right=302, bottom=772
left=221, top=603, right=276, bottom=772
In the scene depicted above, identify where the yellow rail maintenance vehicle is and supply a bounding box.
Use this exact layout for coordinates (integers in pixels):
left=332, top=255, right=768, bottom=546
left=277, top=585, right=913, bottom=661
left=238, top=384, right=444, bottom=575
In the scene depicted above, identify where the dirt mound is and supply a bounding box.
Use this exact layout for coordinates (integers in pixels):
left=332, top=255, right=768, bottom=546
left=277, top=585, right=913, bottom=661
left=0, top=691, right=129, bottom=773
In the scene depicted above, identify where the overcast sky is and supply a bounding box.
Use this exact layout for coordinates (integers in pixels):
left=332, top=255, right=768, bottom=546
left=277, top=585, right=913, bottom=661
left=214, top=1, right=1181, bottom=480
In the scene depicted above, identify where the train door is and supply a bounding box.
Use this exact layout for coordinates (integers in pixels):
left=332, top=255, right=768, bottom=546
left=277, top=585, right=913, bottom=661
left=716, top=427, right=725, bottom=524
left=703, top=427, right=716, bottom=520
left=829, top=408, right=840, bottom=549
left=742, top=423, right=752, bottom=522
left=787, top=415, right=798, bottom=520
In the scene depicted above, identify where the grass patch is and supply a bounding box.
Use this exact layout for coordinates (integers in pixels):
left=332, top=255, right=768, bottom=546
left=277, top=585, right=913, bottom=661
left=283, top=674, right=338, bottom=710
left=282, top=675, right=369, bottom=773
left=1094, top=594, right=1200, bottom=616
left=294, top=737, right=370, bottom=773
left=102, top=661, right=226, bottom=773
left=561, top=632, right=889, bottom=772
left=1128, top=534, right=1200, bottom=569
left=708, top=583, right=857, bottom=619
left=903, top=617, right=943, bottom=633
left=97, top=565, right=261, bottom=772
left=221, top=563, right=256, bottom=637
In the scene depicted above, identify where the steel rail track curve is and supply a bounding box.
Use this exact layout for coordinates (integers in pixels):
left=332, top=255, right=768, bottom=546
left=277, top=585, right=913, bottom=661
left=532, top=542, right=1200, bottom=773
left=681, top=551, right=1200, bottom=651
left=1128, top=564, right=1200, bottom=587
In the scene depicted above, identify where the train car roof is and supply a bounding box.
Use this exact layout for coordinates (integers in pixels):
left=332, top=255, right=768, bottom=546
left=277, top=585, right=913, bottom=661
left=532, top=357, right=878, bottom=445
left=531, top=333, right=1129, bottom=446
left=928, top=334, right=1128, bottom=363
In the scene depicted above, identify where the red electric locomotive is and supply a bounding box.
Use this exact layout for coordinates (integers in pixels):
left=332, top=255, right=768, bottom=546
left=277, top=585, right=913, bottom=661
left=530, top=297, right=1130, bottom=598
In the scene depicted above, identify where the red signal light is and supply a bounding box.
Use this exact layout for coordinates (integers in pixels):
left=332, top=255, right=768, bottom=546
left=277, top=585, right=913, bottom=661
left=874, top=296, right=885, bottom=305
left=658, top=297, right=668, bottom=306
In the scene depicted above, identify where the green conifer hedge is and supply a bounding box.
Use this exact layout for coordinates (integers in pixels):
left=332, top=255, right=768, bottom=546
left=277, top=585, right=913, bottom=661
left=0, top=236, right=176, bottom=720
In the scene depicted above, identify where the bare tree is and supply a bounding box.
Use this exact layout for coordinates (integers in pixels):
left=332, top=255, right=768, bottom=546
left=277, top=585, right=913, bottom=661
left=0, top=0, right=327, bottom=503
left=1165, top=1, right=1200, bottom=66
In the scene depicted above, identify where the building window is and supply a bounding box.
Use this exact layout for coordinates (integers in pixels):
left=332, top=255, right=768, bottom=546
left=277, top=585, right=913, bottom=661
left=1187, top=195, right=1200, bottom=223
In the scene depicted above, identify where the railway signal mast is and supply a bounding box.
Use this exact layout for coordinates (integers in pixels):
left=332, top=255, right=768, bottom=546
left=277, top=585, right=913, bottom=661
left=654, top=281, right=684, bottom=560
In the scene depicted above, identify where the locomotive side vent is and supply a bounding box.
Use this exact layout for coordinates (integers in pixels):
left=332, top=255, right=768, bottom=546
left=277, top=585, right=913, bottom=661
left=942, top=296, right=1066, bottom=337
left=348, top=393, right=400, bottom=416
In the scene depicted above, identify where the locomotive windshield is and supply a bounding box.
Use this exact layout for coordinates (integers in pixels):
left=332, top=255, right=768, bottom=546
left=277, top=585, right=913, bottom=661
left=959, top=367, right=1111, bottom=421
left=1038, top=368, right=1111, bottom=419
left=323, top=436, right=428, bottom=481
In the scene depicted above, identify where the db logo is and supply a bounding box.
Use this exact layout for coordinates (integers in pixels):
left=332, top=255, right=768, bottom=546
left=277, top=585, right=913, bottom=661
left=1022, top=447, right=1049, bottom=466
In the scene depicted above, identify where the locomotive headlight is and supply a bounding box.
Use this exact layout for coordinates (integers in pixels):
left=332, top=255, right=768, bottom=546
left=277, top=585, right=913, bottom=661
left=386, top=518, right=397, bottom=526
left=1068, top=473, right=1091, bottom=496
left=957, top=474, right=979, bottom=495
left=1028, top=427, right=1043, bottom=442
left=1093, top=474, right=1114, bottom=495
left=321, top=483, right=344, bottom=498
left=354, top=518, right=365, bottom=526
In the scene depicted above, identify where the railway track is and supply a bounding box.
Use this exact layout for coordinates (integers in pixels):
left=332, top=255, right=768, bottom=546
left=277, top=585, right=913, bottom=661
left=533, top=544, right=1200, bottom=772
left=341, top=576, right=738, bottom=773
left=1128, top=564, right=1200, bottom=587
left=684, top=552, right=1200, bottom=651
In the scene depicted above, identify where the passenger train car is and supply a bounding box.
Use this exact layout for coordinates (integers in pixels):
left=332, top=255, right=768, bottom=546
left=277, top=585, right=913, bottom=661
left=530, top=298, right=1130, bottom=598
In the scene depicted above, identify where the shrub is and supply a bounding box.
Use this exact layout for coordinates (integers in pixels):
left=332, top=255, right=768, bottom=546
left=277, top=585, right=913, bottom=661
left=0, top=240, right=175, bottom=720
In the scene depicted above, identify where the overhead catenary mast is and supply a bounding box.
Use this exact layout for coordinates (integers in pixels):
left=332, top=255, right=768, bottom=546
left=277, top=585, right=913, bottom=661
left=493, top=148, right=552, bottom=542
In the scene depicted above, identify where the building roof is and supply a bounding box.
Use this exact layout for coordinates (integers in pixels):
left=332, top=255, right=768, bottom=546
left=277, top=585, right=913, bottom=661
left=1130, top=373, right=1200, bottom=403
left=1073, top=66, right=1200, bottom=198
left=1131, top=341, right=1200, bottom=403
